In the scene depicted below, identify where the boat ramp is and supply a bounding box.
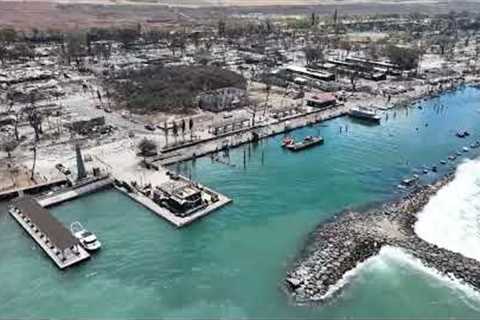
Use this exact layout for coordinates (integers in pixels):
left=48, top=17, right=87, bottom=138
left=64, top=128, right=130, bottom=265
left=37, top=176, right=112, bottom=208
left=9, top=196, right=90, bottom=269
left=0, top=177, right=69, bottom=201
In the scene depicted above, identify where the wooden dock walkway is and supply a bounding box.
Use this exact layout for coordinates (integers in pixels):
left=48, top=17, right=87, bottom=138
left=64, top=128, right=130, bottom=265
left=9, top=196, right=90, bottom=269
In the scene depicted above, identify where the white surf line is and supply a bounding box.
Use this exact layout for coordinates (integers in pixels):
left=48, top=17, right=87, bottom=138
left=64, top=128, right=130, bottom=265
left=416, top=159, right=480, bottom=261
left=320, top=246, right=480, bottom=306
left=319, top=254, right=377, bottom=301
left=382, top=246, right=480, bottom=309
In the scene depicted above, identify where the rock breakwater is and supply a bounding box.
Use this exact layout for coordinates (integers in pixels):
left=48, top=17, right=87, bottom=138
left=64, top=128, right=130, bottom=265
left=285, top=173, right=480, bottom=303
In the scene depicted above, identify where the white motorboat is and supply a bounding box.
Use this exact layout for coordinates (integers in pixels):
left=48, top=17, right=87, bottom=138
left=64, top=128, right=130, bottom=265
left=70, top=222, right=101, bottom=252
left=348, top=106, right=381, bottom=123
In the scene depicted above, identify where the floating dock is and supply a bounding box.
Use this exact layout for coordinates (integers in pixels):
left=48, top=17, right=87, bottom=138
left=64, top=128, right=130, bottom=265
left=9, top=196, right=90, bottom=269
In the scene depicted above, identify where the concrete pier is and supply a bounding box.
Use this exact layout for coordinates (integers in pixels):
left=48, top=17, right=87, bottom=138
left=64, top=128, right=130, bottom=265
left=155, top=105, right=347, bottom=166
left=115, top=182, right=232, bottom=228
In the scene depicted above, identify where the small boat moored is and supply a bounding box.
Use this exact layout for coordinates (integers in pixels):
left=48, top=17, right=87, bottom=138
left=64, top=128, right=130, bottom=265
left=398, top=175, right=419, bottom=189
left=282, top=136, right=295, bottom=148
left=348, top=106, right=381, bottom=123
left=456, top=130, right=470, bottom=138
left=285, top=136, right=324, bottom=152
left=70, top=222, right=101, bottom=252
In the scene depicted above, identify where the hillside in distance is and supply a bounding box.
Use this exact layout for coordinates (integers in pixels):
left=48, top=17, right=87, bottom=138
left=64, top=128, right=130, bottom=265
left=0, top=0, right=478, bottom=31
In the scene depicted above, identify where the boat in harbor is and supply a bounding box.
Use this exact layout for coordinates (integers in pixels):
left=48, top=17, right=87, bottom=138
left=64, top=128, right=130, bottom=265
left=456, top=130, right=470, bottom=138
left=398, top=175, right=419, bottom=189
left=70, top=222, right=101, bottom=252
left=282, top=136, right=295, bottom=148
left=284, top=136, right=324, bottom=152
left=348, top=106, right=381, bottom=123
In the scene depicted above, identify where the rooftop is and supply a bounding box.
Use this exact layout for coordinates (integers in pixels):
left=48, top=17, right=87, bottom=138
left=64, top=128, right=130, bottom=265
left=159, top=180, right=201, bottom=199
left=308, top=93, right=336, bottom=102
left=11, top=196, right=79, bottom=251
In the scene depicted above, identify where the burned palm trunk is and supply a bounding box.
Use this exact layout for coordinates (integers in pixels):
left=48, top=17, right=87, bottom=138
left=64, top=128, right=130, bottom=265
left=25, top=100, right=42, bottom=143
left=31, top=144, right=37, bottom=181
left=75, top=144, right=87, bottom=181
left=13, top=113, right=19, bottom=142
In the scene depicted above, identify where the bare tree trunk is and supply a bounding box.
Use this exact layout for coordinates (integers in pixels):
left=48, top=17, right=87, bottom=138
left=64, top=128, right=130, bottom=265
left=31, top=144, right=37, bottom=181
left=165, top=127, right=169, bottom=147
left=14, top=117, right=19, bottom=142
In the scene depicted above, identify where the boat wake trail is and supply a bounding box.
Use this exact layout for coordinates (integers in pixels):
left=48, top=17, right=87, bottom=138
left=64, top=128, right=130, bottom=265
left=415, top=159, right=480, bottom=262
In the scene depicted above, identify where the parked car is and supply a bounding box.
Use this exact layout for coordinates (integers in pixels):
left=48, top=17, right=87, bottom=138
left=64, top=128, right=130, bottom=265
left=145, top=124, right=155, bottom=131
left=55, top=163, right=71, bottom=175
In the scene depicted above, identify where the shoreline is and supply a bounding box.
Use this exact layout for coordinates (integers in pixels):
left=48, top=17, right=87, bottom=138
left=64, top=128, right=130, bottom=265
left=156, top=105, right=347, bottom=167
left=285, top=169, right=480, bottom=303
left=154, top=79, right=473, bottom=168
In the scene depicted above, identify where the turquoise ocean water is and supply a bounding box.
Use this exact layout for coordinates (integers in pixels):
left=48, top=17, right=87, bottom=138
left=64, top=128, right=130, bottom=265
left=2, top=86, right=480, bottom=318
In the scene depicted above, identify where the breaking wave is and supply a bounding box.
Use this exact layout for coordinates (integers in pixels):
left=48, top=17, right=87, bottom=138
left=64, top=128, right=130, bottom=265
left=415, top=159, right=480, bottom=261
left=379, top=246, right=480, bottom=310
left=382, top=161, right=480, bottom=308
left=321, top=253, right=378, bottom=300
left=324, top=159, right=480, bottom=303
left=322, top=246, right=480, bottom=309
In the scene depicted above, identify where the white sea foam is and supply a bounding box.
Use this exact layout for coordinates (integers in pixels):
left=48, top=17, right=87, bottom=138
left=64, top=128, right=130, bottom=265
left=322, top=245, right=480, bottom=308
left=379, top=246, right=480, bottom=310
left=415, top=159, right=480, bottom=262
left=320, top=253, right=378, bottom=300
